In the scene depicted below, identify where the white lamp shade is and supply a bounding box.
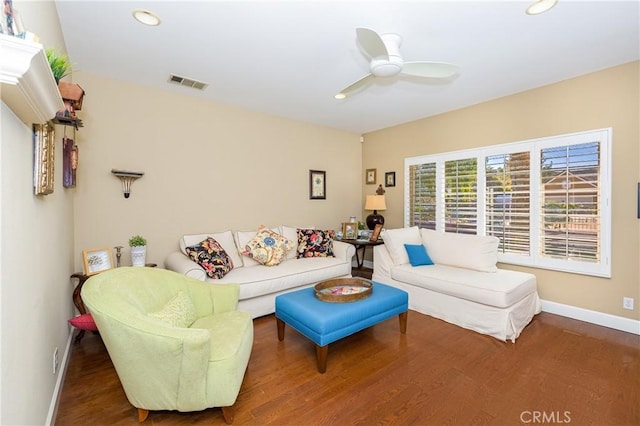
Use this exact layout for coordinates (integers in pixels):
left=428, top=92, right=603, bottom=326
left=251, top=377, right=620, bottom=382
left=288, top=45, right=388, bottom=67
left=365, top=195, right=387, bottom=211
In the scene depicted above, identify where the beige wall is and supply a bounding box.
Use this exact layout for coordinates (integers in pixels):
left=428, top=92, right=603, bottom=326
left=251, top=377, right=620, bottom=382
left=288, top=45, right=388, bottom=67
left=363, top=61, right=640, bottom=321
left=1, top=2, right=75, bottom=424
left=71, top=72, right=362, bottom=270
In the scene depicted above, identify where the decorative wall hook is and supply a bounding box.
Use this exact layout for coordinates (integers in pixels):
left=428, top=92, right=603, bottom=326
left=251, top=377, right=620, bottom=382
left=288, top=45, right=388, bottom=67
left=111, top=169, right=144, bottom=198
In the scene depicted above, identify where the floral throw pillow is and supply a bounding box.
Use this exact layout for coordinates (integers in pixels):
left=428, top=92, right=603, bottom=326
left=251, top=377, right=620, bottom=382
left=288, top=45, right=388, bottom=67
left=148, top=291, right=197, bottom=328
left=240, top=225, right=294, bottom=266
left=296, top=229, right=335, bottom=258
left=185, top=237, right=234, bottom=279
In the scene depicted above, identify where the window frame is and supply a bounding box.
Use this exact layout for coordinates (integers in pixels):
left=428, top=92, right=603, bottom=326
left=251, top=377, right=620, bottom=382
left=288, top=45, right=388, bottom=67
left=404, top=128, right=612, bottom=278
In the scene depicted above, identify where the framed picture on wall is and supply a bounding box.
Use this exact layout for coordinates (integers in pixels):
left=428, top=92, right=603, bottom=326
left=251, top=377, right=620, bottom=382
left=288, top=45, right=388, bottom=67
left=366, top=168, right=377, bottom=185
left=385, top=171, right=396, bottom=187
left=33, top=123, right=55, bottom=195
left=82, top=247, right=115, bottom=276
left=309, top=170, right=326, bottom=200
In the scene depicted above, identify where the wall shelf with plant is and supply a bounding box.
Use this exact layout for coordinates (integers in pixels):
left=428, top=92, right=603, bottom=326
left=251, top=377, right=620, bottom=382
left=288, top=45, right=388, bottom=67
left=0, top=34, right=64, bottom=125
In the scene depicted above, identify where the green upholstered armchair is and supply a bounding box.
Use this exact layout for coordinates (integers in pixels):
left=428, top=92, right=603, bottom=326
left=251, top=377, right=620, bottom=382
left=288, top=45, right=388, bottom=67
left=81, top=267, right=253, bottom=424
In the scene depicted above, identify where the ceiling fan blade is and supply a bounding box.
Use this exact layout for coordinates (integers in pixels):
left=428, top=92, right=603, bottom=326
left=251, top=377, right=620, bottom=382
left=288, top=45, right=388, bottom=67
left=336, top=74, right=375, bottom=98
left=356, top=28, right=388, bottom=60
left=401, top=62, right=460, bottom=78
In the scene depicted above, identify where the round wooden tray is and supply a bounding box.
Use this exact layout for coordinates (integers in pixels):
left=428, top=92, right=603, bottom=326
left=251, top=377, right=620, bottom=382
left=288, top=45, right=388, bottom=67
left=314, top=278, right=373, bottom=303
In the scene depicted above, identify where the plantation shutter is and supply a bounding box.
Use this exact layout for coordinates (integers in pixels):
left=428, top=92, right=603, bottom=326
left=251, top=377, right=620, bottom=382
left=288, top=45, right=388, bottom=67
left=539, top=142, right=600, bottom=262
left=485, top=152, right=531, bottom=255
left=408, top=162, right=437, bottom=229
left=444, top=158, right=477, bottom=234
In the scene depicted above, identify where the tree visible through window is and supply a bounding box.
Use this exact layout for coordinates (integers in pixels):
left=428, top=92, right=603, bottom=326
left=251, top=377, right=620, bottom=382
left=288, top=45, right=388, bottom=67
left=540, top=142, right=600, bottom=263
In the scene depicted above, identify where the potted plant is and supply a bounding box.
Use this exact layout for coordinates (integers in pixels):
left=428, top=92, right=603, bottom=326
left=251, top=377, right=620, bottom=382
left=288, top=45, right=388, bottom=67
left=129, top=235, right=147, bottom=267
left=45, top=48, right=72, bottom=84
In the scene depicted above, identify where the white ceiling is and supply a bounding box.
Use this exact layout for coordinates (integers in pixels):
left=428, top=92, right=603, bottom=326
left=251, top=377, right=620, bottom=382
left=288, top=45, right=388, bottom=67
left=54, top=1, right=640, bottom=134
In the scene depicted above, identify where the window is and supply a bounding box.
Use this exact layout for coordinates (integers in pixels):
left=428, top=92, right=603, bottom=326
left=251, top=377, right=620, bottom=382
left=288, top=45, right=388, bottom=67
left=445, top=158, right=478, bottom=234
left=486, top=151, right=531, bottom=256
left=408, top=162, right=436, bottom=230
left=405, top=128, right=611, bottom=277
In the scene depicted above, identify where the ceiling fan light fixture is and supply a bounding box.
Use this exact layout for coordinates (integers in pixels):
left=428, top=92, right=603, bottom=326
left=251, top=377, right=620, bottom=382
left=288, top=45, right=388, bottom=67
left=526, top=0, right=558, bottom=15
left=370, top=61, right=402, bottom=78
left=334, top=93, right=347, bottom=100
left=132, top=9, right=161, bottom=26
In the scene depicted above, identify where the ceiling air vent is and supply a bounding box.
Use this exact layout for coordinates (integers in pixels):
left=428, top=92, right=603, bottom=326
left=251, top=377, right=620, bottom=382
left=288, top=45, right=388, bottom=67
left=167, top=74, right=208, bottom=91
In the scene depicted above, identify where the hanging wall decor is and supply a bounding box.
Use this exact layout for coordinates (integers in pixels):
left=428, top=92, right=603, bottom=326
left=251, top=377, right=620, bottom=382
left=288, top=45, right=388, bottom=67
left=33, top=122, right=55, bottom=195
left=63, top=136, right=77, bottom=188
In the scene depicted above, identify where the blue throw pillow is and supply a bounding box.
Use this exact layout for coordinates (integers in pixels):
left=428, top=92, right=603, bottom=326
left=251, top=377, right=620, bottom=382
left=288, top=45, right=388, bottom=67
left=404, top=244, right=434, bottom=266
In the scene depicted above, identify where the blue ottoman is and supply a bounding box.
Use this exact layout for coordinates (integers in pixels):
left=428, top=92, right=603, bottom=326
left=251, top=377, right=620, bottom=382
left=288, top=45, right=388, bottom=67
left=275, top=282, right=408, bottom=373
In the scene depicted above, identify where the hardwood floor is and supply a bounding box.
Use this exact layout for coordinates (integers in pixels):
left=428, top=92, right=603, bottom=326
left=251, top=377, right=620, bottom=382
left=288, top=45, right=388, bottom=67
left=55, top=311, right=639, bottom=425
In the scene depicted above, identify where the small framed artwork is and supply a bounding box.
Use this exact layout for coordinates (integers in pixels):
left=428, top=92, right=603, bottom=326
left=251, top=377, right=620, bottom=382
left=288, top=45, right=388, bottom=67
left=33, top=123, right=55, bottom=195
left=63, top=137, right=78, bottom=188
left=366, top=168, right=377, bottom=185
left=370, top=223, right=383, bottom=242
left=385, top=171, right=396, bottom=187
left=309, top=170, right=326, bottom=200
left=342, top=222, right=358, bottom=240
left=82, top=247, right=115, bottom=276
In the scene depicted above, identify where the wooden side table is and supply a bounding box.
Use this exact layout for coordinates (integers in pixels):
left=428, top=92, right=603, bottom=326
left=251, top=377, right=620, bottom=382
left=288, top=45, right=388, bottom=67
left=71, top=272, right=91, bottom=315
left=70, top=272, right=92, bottom=343
left=340, top=239, right=384, bottom=269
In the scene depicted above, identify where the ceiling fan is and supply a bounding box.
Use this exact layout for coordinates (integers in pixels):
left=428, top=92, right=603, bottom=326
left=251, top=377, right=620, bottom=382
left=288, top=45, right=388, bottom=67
left=335, top=28, right=460, bottom=99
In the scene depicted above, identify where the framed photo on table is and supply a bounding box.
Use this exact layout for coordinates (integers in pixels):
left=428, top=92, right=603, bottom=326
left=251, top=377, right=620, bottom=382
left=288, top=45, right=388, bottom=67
left=309, top=170, right=326, bottom=200
left=82, top=247, right=115, bottom=276
left=370, top=223, right=383, bottom=242
left=342, top=222, right=358, bottom=240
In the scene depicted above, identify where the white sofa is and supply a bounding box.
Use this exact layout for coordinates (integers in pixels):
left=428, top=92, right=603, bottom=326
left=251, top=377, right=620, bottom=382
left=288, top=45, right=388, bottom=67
left=373, top=226, right=541, bottom=342
left=164, top=226, right=356, bottom=318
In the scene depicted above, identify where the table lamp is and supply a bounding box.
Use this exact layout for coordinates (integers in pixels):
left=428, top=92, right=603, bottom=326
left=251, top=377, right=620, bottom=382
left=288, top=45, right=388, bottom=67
left=365, top=195, right=386, bottom=230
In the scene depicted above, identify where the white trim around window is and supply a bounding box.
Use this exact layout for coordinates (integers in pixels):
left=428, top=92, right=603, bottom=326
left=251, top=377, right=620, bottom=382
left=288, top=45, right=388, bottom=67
left=404, top=128, right=612, bottom=278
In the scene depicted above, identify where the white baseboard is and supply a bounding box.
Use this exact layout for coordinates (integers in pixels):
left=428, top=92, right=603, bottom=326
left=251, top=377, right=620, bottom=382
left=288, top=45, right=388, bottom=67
left=541, top=299, right=640, bottom=335
left=46, top=328, right=74, bottom=426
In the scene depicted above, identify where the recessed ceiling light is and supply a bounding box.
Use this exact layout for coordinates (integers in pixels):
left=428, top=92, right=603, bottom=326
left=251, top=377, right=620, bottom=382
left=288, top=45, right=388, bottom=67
left=526, top=0, right=558, bottom=15
left=132, top=9, right=161, bottom=26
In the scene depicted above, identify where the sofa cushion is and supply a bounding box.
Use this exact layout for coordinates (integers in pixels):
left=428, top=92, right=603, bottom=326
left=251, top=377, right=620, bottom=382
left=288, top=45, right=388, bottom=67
left=236, top=227, right=282, bottom=267
left=180, top=231, right=243, bottom=269
left=210, top=256, right=351, bottom=300
left=391, top=263, right=537, bottom=308
left=296, top=229, right=335, bottom=258
left=382, top=226, right=422, bottom=265
left=148, top=291, right=197, bottom=328
left=240, top=225, right=294, bottom=266
left=281, top=225, right=314, bottom=260
left=185, top=237, right=234, bottom=279
left=190, top=310, right=253, bottom=362
left=404, top=243, right=434, bottom=266
left=420, top=229, right=499, bottom=272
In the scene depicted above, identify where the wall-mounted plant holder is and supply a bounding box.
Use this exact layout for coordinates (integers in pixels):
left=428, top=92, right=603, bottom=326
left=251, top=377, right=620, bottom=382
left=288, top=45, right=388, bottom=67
left=111, top=169, right=144, bottom=198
